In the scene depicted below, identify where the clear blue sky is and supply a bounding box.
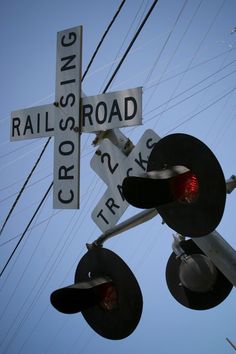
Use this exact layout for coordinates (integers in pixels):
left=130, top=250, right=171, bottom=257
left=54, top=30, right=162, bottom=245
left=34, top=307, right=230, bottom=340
left=1, top=0, right=236, bottom=353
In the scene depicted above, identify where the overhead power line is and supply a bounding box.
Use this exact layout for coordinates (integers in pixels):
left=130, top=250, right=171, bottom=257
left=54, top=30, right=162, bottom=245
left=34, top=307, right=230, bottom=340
left=103, top=0, right=159, bottom=93
left=166, top=85, right=236, bottom=133
left=145, top=60, right=236, bottom=118
left=0, top=182, right=53, bottom=278
left=145, top=46, right=236, bottom=90
left=144, top=0, right=189, bottom=87
left=99, top=0, right=150, bottom=92
left=0, top=0, right=159, bottom=277
left=82, top=0, right=126, bottom=80
left=0, top=138, right=51, bottom=237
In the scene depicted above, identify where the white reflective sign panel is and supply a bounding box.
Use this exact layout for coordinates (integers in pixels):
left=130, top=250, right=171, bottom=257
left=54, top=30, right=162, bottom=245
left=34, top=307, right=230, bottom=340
left=53, top=25, right=82, bottom=209
left=82, top=87, right=142, bottom=133
left=91, top=129, right=160, bottom=232
left=10, top=104, right=55, bottom=141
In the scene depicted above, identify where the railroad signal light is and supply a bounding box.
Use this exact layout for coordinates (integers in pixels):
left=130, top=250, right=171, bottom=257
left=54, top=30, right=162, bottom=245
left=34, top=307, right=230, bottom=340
left=50, top=247, right=143, bottom=340
left=122, top=133, right=226, bottom=237
left=165, top=239, right=233, bottom=310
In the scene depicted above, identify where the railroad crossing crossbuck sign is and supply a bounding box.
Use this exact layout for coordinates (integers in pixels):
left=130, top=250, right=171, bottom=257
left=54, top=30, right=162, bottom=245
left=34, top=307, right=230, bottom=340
left=10, top=25, right=142, bottom=212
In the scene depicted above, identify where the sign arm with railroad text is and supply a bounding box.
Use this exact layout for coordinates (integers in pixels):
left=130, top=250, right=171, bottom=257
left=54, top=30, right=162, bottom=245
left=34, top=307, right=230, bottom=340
left=81, top=87, right=142, bottom=133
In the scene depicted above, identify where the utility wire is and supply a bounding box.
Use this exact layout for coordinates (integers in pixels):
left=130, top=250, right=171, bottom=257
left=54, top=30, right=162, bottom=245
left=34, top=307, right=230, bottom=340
left=144, top=0, right=202, bottom=108
left=145, top=60, right=236, bottom=118
left=165, top=86, right=236, bottom=134
left=0, top=0, right=159, bottom=278
left=0, top=138, right=51, bottom=237
left=82, top=0, right=126, bottom=80
left=103, top=0, right=159, bottom=93
left=0, top=0, right=126, bottom=239
left=0, top=182, right=53, bottom=278
left=153, top=0, right=226, bottom=128
left=146, top=71, right=236, bottom=125
left=145, top=46, right=235, bottom=90
left=143, top=0, right=189, bottom=87
left=99, top=0, right=148, bottom=91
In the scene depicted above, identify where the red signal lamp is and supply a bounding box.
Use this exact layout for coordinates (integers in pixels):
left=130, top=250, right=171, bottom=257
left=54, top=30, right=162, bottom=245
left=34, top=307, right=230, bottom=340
left=98, top=282, right=118, bottom=311
left=171, top=170, right=199, bottom=204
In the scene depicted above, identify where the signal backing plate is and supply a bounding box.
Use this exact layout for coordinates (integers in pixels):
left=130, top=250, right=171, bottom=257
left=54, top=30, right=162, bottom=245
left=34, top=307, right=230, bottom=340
left=166, top=239, right=232, bottom=310
left=75, top=247, right=143, bottom=340
left=148, top=133, right=226, bottom=237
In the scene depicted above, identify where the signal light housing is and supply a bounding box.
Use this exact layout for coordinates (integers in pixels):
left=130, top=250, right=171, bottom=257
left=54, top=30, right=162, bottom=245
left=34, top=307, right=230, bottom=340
left=50, top=247, right=143, bottom=340
left=122, top=133, right=226, bottom=237
left=165, top=239, right=233, bottom=310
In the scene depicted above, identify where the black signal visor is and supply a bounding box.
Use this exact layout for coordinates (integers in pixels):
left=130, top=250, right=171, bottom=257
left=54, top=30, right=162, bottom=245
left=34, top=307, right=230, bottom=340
left=122, top=165, right=192, bottom=209
left=50, top=276, right=113, bottom=314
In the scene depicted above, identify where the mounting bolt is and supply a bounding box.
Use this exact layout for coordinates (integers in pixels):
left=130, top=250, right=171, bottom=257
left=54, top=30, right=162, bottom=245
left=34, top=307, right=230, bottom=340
left=53, top=102, right=59, bottom=107
left=74, top=127, right=79, bottom=133
left=95, top=149, right=102, bottom=156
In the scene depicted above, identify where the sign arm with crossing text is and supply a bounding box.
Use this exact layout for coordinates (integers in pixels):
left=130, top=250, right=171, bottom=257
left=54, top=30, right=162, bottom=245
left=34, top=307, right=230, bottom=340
left=53, top=26, right=82, bottom=209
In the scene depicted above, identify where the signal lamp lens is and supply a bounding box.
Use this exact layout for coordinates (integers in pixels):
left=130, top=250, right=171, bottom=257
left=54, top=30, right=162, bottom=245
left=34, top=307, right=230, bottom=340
left=179, top=254, right=218, bottom=293
left=171, top=171, right=199, bottom=204
left=98, top=283, right=118, bottom=311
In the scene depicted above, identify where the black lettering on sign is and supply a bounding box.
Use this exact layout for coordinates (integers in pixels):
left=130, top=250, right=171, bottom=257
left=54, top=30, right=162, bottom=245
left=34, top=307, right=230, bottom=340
left=60, top=93, right=76, bottom=107
left=105, top=198, right=120, bottom=215
left=58, top=165, right=74, bottom=180
left=23, top=115, right=34, bottom=135
left=117, top=184, right=125, bottom=201
left=58, top=190, right=74, bottom=204
left=59, top=117, right=75, bottom=131
left=60, top=79, right=76, bottom=86
left=108, top=99, right=122, bottom=123
left=146, top=138, right=156, bottom=150
left=96, top=209, right=109, bottom=225
left=124, top=96, right=137, bottom=120
left=101, top=152, right=119, bottom=174
left=82, top=104, right=93, bottom=127
left=96, top=102, right=107, bottom=124
left=36, top=114, right=40, bottom=133
left=135, top=152, right=148, bottom=171
left=59, top=141, right=75, bottom=155
left=126, top=167, right=133, bottom=177
left=61, top=32, right=77, bottom=47
left=12, top=117, right=21, bottom=137
left=61, top=55, right=76, bottom=72
left=45, top=112, right=54, bottom=132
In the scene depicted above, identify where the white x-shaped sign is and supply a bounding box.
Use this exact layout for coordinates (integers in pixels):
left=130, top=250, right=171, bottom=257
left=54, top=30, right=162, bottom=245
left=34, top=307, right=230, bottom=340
left=90, top=129, right=160, bottom=232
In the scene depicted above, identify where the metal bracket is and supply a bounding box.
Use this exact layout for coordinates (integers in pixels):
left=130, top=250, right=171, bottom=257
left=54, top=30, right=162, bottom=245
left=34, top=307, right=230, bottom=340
left=87, top=208, right=158, bottom=249
left=92, top=128, right=134, bottom=156
left=226, top=175, right=236, bottom=194
left=172, top=234, right=187, bottom=260
left=193, top=230, right=236, bottom=287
